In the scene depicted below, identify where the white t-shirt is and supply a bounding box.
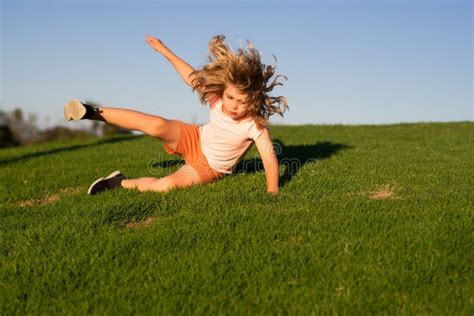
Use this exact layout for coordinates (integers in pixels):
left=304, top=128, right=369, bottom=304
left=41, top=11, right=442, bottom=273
left=199, top=98, right=266, bottom=174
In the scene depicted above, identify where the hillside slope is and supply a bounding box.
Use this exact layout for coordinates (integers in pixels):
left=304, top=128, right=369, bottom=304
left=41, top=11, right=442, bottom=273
left=1, top=122, right=472, bottom=314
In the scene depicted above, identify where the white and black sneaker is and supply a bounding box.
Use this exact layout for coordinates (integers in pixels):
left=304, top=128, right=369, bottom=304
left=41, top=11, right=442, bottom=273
left=64, top=99, right=100, bottom=121
left=87, top=170, right=126, bottom=195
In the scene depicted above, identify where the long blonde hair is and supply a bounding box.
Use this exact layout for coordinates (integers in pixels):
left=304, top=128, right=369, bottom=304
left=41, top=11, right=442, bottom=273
left=190, top=35, right=288, bottom=129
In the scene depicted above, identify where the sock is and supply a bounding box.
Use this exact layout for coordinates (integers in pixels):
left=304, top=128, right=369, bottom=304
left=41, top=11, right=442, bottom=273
left=108, top=174, right=125, bottom=189
left=82, top=102, right=101, bottom=120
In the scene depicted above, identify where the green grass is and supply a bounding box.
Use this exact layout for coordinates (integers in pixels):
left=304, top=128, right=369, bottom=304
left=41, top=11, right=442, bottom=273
left=1, top=122, right=472, bottom=314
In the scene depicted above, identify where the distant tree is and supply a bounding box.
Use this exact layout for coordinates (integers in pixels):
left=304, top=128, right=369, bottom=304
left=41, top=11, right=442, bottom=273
left=12, top=108, right=23, bottom=123
left=9, top=108, right=39, bottom=145
left=102, top=123, right=132, bottom=136
left=0, top=125, right=18, bottom=148
left=39, top=126, right=92, bottom=142
left=0, top=110, right=9, bottom=125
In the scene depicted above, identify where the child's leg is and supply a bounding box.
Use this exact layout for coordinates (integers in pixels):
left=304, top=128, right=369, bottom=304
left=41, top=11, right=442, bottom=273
left=121, top=164, right=203, bottom=192
left=92, top=107, right=181, bottom=151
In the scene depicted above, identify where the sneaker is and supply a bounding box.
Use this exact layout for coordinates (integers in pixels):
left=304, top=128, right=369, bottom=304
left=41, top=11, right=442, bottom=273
left=87, top=170, right=126, bottom=195
left=64, top=99, right=99, bottom=121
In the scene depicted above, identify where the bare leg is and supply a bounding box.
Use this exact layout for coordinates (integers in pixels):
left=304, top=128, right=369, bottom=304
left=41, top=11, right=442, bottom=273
left=121, top=165, right=204, bottom=192
left=93, top=107, right=181, bottom=150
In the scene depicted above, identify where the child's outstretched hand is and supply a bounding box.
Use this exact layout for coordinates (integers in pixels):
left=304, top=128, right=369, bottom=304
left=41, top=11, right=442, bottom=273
left=145, top=34, right=167, bottom=54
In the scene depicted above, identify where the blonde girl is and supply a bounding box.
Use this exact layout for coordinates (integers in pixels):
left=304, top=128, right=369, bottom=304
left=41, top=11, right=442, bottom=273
left=64, top=34, right=288, bottom=195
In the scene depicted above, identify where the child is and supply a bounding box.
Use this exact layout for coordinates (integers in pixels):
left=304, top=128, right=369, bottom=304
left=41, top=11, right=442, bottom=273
left=64, top=34, right=288, bottom=195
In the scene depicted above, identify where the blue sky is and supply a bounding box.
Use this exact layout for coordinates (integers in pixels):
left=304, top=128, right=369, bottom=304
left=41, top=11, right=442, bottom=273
left=1, top=0, right=472, bottom=128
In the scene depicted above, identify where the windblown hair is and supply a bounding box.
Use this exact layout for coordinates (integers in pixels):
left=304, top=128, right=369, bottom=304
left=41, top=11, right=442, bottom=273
left=190, top=35, right=288, bottom=130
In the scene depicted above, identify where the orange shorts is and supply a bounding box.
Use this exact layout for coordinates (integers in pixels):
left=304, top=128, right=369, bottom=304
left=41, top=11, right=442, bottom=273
left=163, top=120, right=224, bottom=183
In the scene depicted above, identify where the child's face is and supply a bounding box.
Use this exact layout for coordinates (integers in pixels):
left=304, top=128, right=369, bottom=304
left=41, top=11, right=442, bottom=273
left=222, top=84, right=250, bottom=121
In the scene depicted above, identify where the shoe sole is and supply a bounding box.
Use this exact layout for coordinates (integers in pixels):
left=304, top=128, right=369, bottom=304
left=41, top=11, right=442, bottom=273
left=64, top=99, right=86, bottom=121
left=87, top=170, right=123, bottom=195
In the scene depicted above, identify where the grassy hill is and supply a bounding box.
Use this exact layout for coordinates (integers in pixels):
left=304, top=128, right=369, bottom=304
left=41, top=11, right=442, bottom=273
left=1, top=122, right=472, bottom=314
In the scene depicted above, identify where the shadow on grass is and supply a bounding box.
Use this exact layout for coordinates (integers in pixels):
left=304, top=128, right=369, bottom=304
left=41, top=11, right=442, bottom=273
left=0, top=135, right=141, bottom=166
left=234, top=139, right=351, bottom=187
left=151, top=139, right=352, bottom=188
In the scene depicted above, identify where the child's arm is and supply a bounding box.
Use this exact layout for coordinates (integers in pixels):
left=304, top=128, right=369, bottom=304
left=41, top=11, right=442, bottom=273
left=254, top=129, right=279, bottom=194
left=145, top=34, right=196, bottom=88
